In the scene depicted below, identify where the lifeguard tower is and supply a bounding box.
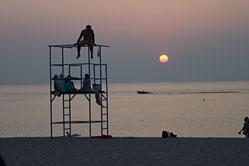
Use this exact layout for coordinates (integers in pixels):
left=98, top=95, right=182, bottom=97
left=49, top=44, right=109, bottom=137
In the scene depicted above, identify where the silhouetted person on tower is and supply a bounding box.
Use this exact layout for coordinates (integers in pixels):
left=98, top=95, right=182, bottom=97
left=76, top=25, right=96, bottom=59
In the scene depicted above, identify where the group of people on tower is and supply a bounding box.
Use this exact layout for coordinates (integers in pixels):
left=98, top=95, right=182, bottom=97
left=52, top=24, right=105, bottom=107
left=53, top=73, right=105, bottom=107
left=53, top=25, right=105, bottom=107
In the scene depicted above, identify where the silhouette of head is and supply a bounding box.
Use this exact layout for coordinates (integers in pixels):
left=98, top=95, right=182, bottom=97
left=66, top=75, right=72, bottom=81
left=85, top=74, right=89, bottom=79
left=244, top=117, right=249, bottom=122
left=86, top=25, right=92, bottom=29
left=54, top=74, right=58, bottom=79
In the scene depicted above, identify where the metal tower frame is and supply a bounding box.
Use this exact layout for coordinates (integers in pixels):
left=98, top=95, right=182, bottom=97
left=49, top=44, right=109, bottom=137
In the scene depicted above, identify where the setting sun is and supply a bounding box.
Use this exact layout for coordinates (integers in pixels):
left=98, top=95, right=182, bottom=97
left=159, top=55, right=168, bottom=63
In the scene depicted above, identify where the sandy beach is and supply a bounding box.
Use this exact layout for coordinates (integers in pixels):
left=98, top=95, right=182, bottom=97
left=0, top=137, right=249, bottom=166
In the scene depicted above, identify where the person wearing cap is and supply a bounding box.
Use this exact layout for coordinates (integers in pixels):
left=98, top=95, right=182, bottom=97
left=76, top=25, right=96, bottom=59
left=56, top=73, right=66, bottom=92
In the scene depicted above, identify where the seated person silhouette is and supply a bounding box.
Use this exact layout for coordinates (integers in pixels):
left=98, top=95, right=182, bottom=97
left=53, top=73, right=67, bottom=96
left=162, top=130, right=177, bottom=138
left=82, top=74, right=106, bottom=107
left=65, top=75, right=78, bottom=92
left=53, top=74, right=61, bottom=96
left=76, top=25, right=96, bottom=59
left=56, top=73, right=66, bottom=92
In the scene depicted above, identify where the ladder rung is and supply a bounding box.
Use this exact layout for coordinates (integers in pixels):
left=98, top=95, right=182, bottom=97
left=64, top=128, right=70, bottom=130
left=64, top=100, right=70, bottom=101
left=64, top=114, right=70, bottom=116
left=102, top=114, right=107, bottom=115
left=64, top=107, right=70, bottom=109
left=102, top=128, right=108, bottom=130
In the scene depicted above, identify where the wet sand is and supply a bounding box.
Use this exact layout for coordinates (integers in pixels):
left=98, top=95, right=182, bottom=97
left=0, top=137, right=249, bottom=166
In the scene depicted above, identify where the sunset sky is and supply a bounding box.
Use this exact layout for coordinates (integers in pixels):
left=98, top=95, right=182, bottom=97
left=1, top=0, right=249, bottom=84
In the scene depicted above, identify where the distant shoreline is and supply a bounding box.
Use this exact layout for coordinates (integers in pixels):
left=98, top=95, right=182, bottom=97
left=1, top=80, right=249, bottom=86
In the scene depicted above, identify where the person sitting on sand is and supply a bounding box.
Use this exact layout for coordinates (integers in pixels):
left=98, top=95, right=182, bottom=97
left=238, top=117, right=249, bottom=138
left=76, top=25, right=96, bottom=59
left=162, top=131, right=177, bottom=138
left=82, top=74, right=106, bottom=107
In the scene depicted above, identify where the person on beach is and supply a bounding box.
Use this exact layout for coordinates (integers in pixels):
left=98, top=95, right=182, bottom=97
left=238, top=117, right=249, bottom=138
left=76, top=25, right=96, bottom=59
left=162, top=131, right=177, bottom=138
left=82, top=74, right=106, bottom=107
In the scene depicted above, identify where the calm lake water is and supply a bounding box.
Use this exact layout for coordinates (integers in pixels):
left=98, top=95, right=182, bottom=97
left=0, top=82, right=249, bottom=138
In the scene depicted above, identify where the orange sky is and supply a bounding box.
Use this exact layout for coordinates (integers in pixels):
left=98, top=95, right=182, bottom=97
left=2, top=0, right=249, bottom=40
left=1, top=0, right=249, bottom=83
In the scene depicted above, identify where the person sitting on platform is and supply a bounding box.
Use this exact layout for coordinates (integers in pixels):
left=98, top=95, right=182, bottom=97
left=65, top=75, right=78, bottom=93
left=56, top=73, right=66, bottom=93
left=82, top=74, right=106, bottom=107
left=76, top=25, right=96, bottom=59
left=53, top=74, right=61, bottom=97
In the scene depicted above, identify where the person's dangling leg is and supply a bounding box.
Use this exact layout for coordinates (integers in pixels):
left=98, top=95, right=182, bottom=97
left=88, top=40, right=94, bottom=59
left=95, top=93, right=101, bottom=105
left=77, top=45, right=81, bottom=59
left=90, top=46, right=94, bottom=59
left=94, top=90, right=106, bottom=107
left=77, top=40, right=88, bottom=59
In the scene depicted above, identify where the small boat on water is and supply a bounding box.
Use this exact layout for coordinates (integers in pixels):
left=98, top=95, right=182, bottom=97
left=137, top=90, right=151, bottom=94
